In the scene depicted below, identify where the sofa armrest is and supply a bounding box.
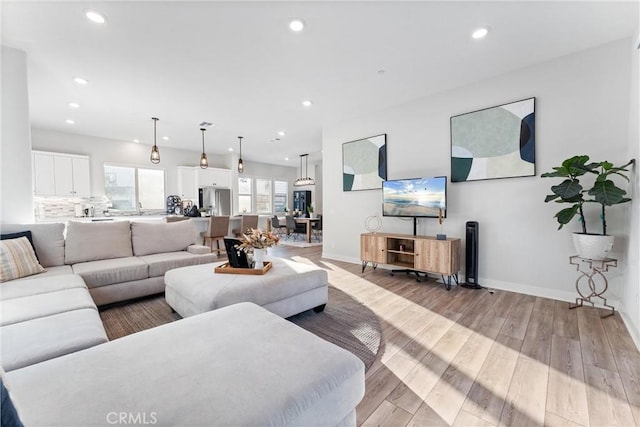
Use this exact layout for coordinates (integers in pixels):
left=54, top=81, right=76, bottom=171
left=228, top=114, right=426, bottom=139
left=187, top=245, right=211, bottom=255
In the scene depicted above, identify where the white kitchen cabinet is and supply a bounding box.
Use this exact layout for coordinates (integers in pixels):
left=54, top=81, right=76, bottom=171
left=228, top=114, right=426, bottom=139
left=177, top=166, right=197, bottom=201
left=33, top=151, right=90, bottom=197
left=197, top=167, right=231, bottom=188
left=71, top=157, right=91, bottom=196
left=33, top=152, right=56, bottom=195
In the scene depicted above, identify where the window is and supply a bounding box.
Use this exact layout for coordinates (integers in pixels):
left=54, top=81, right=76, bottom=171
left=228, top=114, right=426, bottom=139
left=238, top=177, right=252, bottom=213
left=256, top=178, right=272, bottom=214
left=104, top=165, right=165, bottom=212
left=274, top=180, right=288, bottom=212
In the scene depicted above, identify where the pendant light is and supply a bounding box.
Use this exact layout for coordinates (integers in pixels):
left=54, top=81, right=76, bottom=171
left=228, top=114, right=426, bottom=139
left=237, top=136, right=244, bottom=173
left=199, top=128, right=208, bottom=169
left=294, top=153, right=315, bottom=186
left=150, top=117, right=160, bottom=164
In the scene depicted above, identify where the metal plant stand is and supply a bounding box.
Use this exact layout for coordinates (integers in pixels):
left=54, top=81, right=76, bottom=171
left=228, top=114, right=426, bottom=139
left=568, top=256, right=616, bottom=318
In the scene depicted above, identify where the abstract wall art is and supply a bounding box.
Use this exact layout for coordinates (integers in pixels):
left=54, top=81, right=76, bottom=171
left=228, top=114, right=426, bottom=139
left=343, top=134, right=387, bottom=191
left=450, top=97, right=535, bottom=182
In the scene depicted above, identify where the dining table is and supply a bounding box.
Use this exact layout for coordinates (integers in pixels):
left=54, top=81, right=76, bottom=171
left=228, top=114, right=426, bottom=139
left=294, top=217, right=320, bottom=243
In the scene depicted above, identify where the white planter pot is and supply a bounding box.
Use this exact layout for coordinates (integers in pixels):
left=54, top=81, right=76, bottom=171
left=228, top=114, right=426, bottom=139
left=572, top=233, right=614, bottom=260
left=253, top=248, right=267, bottom=269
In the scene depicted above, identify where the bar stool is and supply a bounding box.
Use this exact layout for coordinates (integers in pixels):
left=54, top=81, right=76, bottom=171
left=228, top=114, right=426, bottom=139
left=203, top=216, right=230, bottom=255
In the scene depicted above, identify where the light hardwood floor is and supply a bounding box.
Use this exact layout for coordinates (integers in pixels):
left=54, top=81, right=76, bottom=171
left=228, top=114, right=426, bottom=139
left=270, top=245, right=640, bottom=427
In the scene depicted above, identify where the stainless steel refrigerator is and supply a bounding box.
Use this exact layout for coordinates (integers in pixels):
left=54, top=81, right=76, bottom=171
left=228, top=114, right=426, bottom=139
left=199, top=187, right=231, bottom=216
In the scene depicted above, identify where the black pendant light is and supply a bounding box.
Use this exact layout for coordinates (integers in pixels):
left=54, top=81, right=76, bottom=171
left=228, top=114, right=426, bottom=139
left=150, top=117, right=160, bottom=164
left=199, top=128, right=208, bottom=169
left=237, top=136, right=244, bottom=173
left=294, top=153, right=315, bottom=186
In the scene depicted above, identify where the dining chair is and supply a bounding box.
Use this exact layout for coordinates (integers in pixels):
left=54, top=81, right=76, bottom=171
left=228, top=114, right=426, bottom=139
left=233, top=215, right=259, bottom=237
left=285, top=215, right=305, bottom=241
left=311, top=214, right=323, bottom=242
left=271, top=215, right=287, bottom=237
left=203, top=216, right=230, bottom=255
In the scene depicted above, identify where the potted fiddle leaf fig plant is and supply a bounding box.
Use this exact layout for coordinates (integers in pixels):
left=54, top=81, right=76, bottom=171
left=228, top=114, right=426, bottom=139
left=542, top=155, right=634, bottom=259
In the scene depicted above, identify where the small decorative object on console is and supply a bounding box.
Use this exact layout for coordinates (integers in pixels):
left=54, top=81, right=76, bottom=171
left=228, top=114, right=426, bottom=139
left=436, top=208, right=447, bottom=240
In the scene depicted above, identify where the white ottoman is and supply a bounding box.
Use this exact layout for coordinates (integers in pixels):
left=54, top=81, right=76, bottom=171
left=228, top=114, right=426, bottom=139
left=164, top=257, right=328, bottom=318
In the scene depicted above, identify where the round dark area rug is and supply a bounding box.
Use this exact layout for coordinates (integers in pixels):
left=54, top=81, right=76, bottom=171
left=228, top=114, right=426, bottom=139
left=100, top=286, right=382, bottom=372
left=288, top=286, right=382, bottom=371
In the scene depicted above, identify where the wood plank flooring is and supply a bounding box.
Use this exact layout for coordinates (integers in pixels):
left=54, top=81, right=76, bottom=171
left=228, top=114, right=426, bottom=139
left=270, top=245, right=640, bottom=427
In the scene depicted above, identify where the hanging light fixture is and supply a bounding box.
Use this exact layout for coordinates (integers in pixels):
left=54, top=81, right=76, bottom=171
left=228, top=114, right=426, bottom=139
left=150, top=117, right=160, bottom=164
left=237, top=136, right=244, bottom=173
left=199, top=128, right=208, bottom=169
left=294, top=153, right=315, bottom=186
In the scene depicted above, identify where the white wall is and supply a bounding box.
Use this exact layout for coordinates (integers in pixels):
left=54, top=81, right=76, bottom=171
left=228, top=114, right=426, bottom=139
left=1, top=46, right=34, bottom=223
left=622, top=33, right=640, bottom=347
left=323, top=39, right=635, bottom=317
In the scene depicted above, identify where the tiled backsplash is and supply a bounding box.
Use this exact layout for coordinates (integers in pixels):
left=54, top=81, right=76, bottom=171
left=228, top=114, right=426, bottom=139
left=34, top=196, right=111, bottom=220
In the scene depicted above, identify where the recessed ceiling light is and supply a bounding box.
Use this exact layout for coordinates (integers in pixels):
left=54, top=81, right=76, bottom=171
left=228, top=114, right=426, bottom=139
left=289, top=18, right=305, bottom=32
left=73, top=77, right=89, bottom=85
left=302, top=100, right=313, bottom=107
left=228, top=148, right=233, bottom=152
left=278, top=131, right=285, bottom=136
left=65, top=119, right=75, bottom=125
left=68, top=102, right=80, bottom=109
left=285, top=157, right=289, bottom=161
left=162, top=136, right=169, bottom=140
left=472, top=27, right=489, bottom=39
left=133, top=139, right=140, bottom=143
left=85, top=10, right=106, bottom=24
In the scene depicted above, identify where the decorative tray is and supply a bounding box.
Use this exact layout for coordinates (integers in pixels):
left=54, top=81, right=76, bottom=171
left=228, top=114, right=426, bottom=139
left=214, top=261, right=272, bottom=275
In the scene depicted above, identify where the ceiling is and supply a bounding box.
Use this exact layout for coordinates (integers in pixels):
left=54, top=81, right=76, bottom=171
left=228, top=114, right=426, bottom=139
left=2, top=1, right=638, bottom=167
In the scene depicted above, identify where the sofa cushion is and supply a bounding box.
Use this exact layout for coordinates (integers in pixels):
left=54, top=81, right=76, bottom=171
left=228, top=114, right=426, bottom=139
left=0, top=288, right=97, bottom=326
left=139, top=252, right=217, bottom=278
left=65, top=221, right=133, bottom=264
left=1, top=230, right=38, bottom=260
left=1, top=223, right=65, bottom=267
left=12, top=265, right=73, bottom=282
left=131, top=220, right=197, bottom=256
left=0, top=273, right=86, bottom=301
left=0, top=308, right=108, bottom=372
left=72, top=257, right=148, bottom=288
left=0, top=237, right=45, bottom=282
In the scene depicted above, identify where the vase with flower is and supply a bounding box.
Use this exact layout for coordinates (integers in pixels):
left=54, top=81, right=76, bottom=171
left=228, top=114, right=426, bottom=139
left=235, top=228, right=280, bottom=269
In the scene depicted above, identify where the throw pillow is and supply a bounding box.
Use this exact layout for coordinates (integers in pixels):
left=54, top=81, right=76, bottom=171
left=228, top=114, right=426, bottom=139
left=1, top=230, right=39, bottom=261
left=0, top=237, right=45, bottom=283
left=0, top=370, right=24, bottom=427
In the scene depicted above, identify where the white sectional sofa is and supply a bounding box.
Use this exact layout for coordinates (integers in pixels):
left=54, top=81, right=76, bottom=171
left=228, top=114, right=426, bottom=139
left=0, top=221, right=366, bottom=426
left=2, top=220, right=217, bottom=306
left=4, top=303, right=365, bottom=426
left=0, top=273, right=108, bottom=372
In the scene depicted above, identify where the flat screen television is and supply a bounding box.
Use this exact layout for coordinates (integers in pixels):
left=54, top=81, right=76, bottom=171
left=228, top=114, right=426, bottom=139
left=382, top=176, right=447, bottom=218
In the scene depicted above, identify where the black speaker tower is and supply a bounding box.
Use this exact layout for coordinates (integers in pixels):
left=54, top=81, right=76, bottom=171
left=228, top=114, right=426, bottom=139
left=461, top=221, right=482, bottom=289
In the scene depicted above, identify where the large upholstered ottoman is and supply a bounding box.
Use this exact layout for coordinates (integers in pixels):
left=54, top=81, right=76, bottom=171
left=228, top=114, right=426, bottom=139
left=164, top=257, right=328, bottom=318
left=6, top=302, right=365, bottom=426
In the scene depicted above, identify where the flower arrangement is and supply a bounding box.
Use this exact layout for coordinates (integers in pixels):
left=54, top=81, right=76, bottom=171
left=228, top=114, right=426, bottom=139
left=235, top=228, right=280, bottom=252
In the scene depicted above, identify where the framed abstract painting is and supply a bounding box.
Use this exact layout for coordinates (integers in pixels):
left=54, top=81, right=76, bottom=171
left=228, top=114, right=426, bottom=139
left=342, top=134, right=387, bottom=191
left=450, top=97, right=535, bottom=182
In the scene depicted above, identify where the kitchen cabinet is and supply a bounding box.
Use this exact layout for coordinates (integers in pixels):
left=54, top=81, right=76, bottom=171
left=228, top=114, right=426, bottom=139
left=33, top=151, right=90, bottom=197
left=177, top=166, right=197, bottom=201
left=33, top=152, right=56, bottom=195
left=197, top=167, right=231, bottom=188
